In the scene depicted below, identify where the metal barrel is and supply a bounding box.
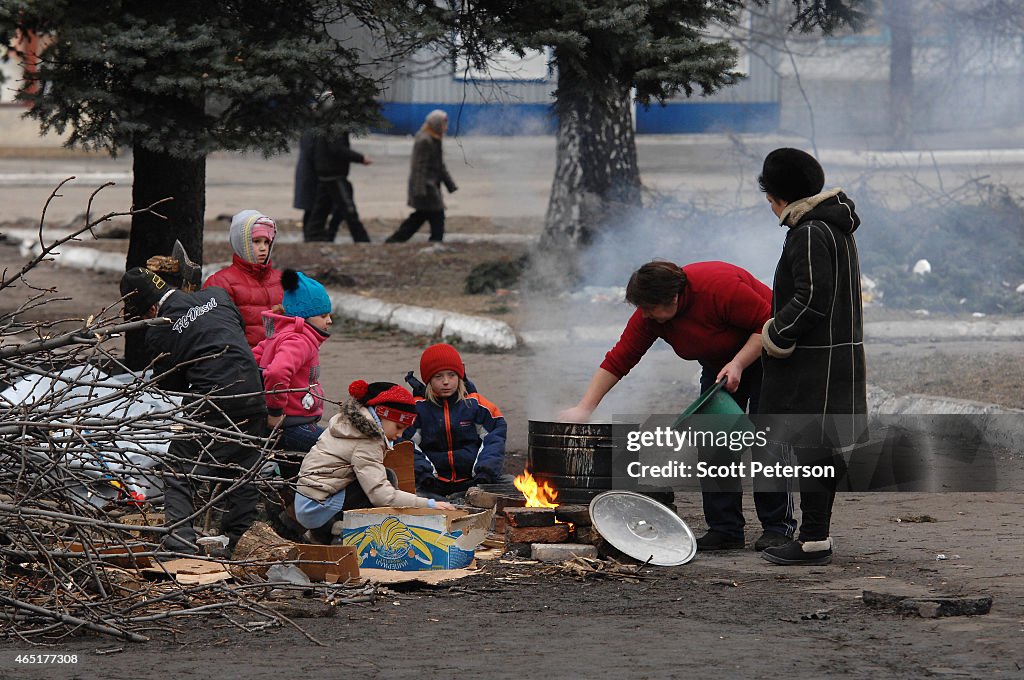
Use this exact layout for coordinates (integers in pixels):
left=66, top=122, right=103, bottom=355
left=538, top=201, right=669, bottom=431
left=528, top=420, right=615, bottom=499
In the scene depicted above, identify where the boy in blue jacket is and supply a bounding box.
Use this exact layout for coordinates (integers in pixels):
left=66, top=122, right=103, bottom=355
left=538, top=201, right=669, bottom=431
left=402, top=344, right=508, bottom=500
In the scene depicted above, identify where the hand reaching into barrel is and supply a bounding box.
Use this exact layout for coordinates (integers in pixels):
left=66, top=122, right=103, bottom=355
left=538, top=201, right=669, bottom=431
left=560, top=368, right=619, bottom=422
left=558, top=405, right=594, bottom=423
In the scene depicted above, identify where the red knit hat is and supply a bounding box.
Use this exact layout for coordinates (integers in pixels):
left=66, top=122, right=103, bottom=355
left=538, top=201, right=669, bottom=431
left=348, top=380, right=417, bottom=427
left=419, top=343, right=465, bottom=382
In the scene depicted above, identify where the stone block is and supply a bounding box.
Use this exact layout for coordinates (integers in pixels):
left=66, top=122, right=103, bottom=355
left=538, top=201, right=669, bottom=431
left=531, top=543, right=599, bottom=562
left=503, top=542, right=532, bottom=558
left=495, top=496, right=526, bottom=514
left=506, top=524, right=569, bottom=544
left=573, top=526, right=604, bottom=545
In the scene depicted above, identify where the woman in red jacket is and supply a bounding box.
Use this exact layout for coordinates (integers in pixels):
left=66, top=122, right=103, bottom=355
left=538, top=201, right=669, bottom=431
left=203, top=209, right=284, bottom=347
left=560, top=260, right=794, bottom=552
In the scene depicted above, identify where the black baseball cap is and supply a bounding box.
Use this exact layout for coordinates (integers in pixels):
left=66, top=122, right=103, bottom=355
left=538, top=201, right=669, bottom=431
left=120, top=267, right=170, bottom=316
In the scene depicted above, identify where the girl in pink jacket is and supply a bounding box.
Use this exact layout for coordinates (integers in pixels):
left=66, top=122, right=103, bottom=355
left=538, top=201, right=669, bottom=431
left=253, top=269, right=333, bottom=453
left=254, top=269, right=333, bottom=540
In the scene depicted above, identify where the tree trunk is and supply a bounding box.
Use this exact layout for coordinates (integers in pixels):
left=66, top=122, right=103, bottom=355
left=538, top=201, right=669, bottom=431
left=540, top=65, right=641, bottom=259
left=887, top=0, right=913, bottom=150
left=123, top=144, right=206, bottom=371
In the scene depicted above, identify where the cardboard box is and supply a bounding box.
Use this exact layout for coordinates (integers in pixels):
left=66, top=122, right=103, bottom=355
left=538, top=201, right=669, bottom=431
left=342, top=507, right=492, bottom=571
left=141, top=558, right=232, bottom=585
left=385, top=440, right=417, bottom=493
left=287, top=544, right=361, bottom=583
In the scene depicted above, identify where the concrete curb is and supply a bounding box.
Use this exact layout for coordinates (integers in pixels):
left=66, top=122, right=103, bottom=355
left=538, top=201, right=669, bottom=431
left=868, top=385, right=1024, bottom=453
left=11, top=234, right=521, bottom=350
left=17, top=237, right=126, bottom=273
left=864, top=319, right=1024, bottom=340
left=521, top=318, right=1024, bottom=347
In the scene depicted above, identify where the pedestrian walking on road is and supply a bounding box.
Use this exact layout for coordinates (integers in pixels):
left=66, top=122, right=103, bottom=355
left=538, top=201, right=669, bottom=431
left=385, top=110, right=457, bottom=243
left=305, top=131, right=372, bottom=242
left=294, top=130, right=344, bottom=240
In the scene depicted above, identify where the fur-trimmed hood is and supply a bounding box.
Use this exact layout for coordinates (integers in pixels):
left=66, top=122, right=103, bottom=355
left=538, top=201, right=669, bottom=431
left=331, top=399, right=387, bottom=441
left=779, top=188, right=861, bottom=234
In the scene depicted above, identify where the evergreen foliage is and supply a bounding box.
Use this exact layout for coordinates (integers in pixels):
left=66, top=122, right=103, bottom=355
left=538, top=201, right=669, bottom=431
left=0, top=0, right=448, bottom=368
left=0, top=1, right=448, bottom=156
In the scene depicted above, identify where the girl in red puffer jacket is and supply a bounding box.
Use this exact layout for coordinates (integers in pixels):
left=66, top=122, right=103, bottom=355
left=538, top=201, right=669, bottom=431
left=203, top=210, right=283, bottom=347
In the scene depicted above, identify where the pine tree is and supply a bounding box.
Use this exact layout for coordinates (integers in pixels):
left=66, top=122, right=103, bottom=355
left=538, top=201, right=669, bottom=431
left=449, top=0, right=869, bottom=258
left=0, top=0, right=445, bottom=367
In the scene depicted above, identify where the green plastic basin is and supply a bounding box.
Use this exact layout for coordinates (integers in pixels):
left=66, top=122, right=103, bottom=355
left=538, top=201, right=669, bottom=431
left=672, top=378, right=750, bottom=432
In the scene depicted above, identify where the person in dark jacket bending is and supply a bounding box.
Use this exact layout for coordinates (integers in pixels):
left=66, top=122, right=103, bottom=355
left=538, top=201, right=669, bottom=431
left=305, top=132, right=372, bottom=242
left=120, top=267, right=268, bottom=558
left=757, top=147, right=868, bottom=567
left=560, top=260, right=795, bottom=552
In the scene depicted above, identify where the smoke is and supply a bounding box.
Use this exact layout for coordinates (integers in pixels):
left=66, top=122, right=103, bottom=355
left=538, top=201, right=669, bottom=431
left=770, top=0, right=1024, bottom=149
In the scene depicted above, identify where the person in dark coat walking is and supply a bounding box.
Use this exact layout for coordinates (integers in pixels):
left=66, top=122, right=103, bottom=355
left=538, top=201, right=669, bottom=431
left=385, top=110, right=457, bottom=243
left=756, top=147, right=868, bottom=567
left=305, top=132, right=372, bottom=242
left=294, top=130, right=343, bottom=241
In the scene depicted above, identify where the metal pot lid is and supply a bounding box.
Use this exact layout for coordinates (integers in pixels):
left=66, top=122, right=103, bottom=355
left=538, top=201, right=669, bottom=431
left=589, top=491, right=697, bottom=566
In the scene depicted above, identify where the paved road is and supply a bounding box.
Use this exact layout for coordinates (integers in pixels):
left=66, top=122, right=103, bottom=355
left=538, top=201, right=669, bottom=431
left=5, top=133, right=1024, bottom=229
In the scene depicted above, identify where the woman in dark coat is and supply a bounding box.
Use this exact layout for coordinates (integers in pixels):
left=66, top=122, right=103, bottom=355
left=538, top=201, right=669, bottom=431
left=757, top=147, right=868, bottom=567
left=385, top=110, right=457, bottom=243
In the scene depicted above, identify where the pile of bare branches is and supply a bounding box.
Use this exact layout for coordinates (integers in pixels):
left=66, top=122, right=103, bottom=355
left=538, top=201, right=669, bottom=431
left=539, top=555, right=657, bottom=583
left=1, top=184, right=369, bottom=645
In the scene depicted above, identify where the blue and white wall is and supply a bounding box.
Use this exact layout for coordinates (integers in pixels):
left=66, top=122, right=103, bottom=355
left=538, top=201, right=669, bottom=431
left=376, top=13, right=780, bottom=136
left=377, top=46, right=558, bottom=136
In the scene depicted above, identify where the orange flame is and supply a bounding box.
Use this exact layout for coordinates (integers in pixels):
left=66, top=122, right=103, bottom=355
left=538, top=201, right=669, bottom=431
left=514, top=470, right=558, bottom=508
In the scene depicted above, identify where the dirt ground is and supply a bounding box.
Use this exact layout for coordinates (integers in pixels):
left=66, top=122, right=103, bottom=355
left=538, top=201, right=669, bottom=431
left=1, top=239, right=1023, bottom=679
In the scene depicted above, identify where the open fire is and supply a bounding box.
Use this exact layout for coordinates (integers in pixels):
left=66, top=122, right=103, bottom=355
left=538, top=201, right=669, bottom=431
left=513, top=470, right=558, bottom=508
